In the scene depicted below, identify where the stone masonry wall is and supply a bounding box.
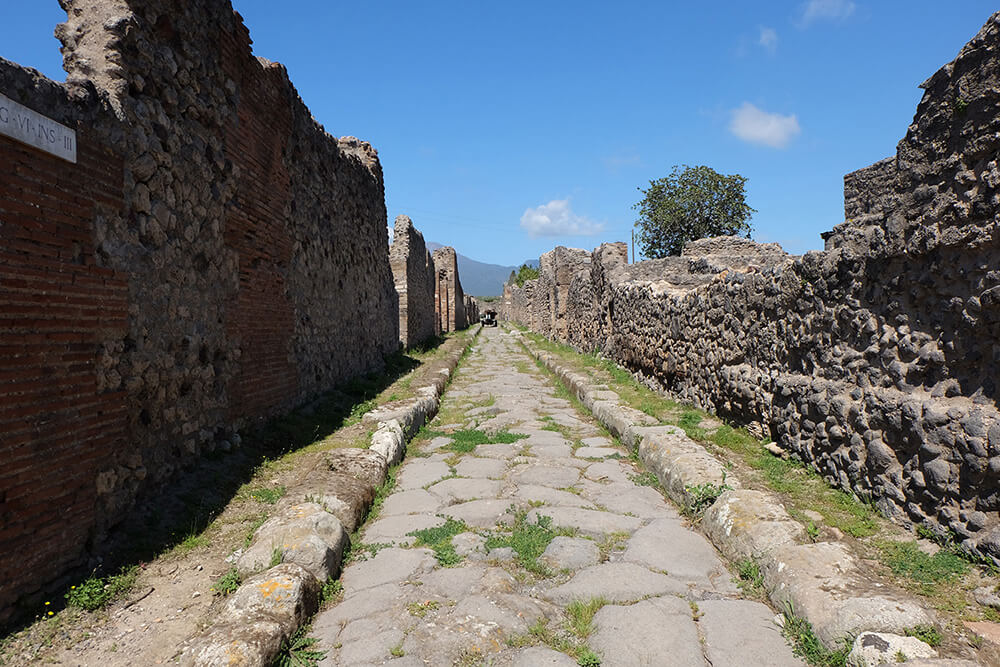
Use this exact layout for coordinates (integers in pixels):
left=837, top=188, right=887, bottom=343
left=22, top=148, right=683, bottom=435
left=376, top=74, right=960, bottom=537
left=0, top=0, right=397, bottom=621
left=390, top=215, right=438, bottom=348
left=433, top=246, right=468, bottom=333
left=503, top=13, right=1000, bottom=564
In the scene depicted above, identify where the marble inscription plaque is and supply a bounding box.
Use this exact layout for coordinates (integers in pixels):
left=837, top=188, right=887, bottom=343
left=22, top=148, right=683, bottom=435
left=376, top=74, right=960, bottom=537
left=0, top=92, right=77, bottom=163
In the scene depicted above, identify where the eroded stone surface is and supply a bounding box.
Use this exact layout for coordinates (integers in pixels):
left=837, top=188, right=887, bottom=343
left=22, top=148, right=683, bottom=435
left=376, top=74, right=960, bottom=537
left=310, top=328, right=803, bottom=665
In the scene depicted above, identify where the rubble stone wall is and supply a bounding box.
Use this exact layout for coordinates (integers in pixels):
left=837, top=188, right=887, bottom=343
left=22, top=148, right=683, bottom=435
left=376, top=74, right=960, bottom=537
left=433, top=246, right=467, bottom=333
left=0, top=0, right=397, bottom=620
left=390, top=215, right=438, bottom=348
left=503, top=13, right=1000, bottom=564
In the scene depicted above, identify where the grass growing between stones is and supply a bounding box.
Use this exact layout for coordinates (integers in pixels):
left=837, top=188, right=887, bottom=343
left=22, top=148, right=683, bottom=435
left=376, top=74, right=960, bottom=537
left=781, top=610, right=851, bottom=667
left=566, top=597, right=609, bottom=639
left=507, top=617, right=602, bottom=666
left=485, top=511, right=559, bottom=576
left=443, top=429, right=529, bottom=453
left=519, top=330, right=883, bottom=538
left=408, top=518, right=468, bottom=566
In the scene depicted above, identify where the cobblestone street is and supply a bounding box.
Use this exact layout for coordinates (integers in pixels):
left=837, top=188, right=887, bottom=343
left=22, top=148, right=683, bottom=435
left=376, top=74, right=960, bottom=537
left=312, top=327, right=803, bottom=666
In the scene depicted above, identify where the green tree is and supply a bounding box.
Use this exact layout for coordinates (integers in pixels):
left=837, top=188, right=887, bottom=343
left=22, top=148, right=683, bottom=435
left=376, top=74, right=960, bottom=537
left=509, top=263, right=539, bottom=287
left=633, top=165, right=755, bottom=258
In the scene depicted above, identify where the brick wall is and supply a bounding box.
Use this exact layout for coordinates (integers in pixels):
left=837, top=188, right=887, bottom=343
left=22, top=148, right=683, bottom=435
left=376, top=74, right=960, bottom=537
left=0, top=0, right=398, bottom=621
left=0, top=65, right=128, bottom=617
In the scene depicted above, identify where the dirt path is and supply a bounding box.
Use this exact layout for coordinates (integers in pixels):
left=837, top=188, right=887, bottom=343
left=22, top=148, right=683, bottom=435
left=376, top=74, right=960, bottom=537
left=310, top=326, right=803, bottom=666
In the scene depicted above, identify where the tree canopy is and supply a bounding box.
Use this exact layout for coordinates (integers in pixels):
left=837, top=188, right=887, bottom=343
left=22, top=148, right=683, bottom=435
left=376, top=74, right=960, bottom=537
left=633, top=165, right=755, bottom=258
left=508, top=264, right=539, bottom=287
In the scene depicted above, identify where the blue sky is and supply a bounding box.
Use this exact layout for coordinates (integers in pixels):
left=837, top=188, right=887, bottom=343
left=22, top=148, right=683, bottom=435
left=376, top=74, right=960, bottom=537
left=2, top=2, right=996, bottom=265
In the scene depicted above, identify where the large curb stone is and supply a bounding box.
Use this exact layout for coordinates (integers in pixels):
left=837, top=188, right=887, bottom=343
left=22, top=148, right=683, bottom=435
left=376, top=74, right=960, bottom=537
left=702, top=489, right=806, bottom=561
left=182, top=563, right=319, bottom=666
left=369, top=418, right=405, bottom=465
left=182, top=328, right=482, bottom=665
left=518, top=337, right=939, bottom=655
left=762, top=542, right=933, bottom=647
left=846, top=632, right=937, bottom=666
left=236, top=503, right=348, bottom=582
left=638, top=427, right=740, bottom=508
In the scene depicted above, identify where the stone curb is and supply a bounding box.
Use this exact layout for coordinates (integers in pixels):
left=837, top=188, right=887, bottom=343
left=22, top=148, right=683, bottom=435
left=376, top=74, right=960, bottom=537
left=180, top=326, right=481, bottom=666
left=515, top=332, right=950, bottom=660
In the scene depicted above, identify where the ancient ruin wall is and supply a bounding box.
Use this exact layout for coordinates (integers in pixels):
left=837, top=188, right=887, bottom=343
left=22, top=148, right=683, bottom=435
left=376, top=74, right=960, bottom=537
left=504, top=13, right=1000, bottom=563
left=390, top=215, right=438, bottom=348
left=0, top=0, right=397, bottom=619
left=433, top=246, right=468, bottom=333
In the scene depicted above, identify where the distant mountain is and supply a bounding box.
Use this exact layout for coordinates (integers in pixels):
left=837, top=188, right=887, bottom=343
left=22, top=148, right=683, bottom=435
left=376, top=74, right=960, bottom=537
left=427, top=242, right=539, bottom=297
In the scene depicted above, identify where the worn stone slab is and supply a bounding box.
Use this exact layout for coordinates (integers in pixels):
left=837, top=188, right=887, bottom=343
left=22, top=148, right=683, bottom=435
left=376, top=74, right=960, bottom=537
left=699, top=599, right=804, bottom=667
left=762, top=542, right=933, bottom=648
left=582, top=460, right=634, bottom=484
left=574, top=446, right=620, bottom=459
left=508, top=463, right=581, bottom=488
left=584, top=483, right=677, bottom=519
left=591, top=596, right=706, bottom=666
left=380, top=488, right=443, bottom=516
left=441, top=498, right=519, bottom=528
left=540, top=536, right=600, bottom=570
left=363, top=513, right=443, bottom=545
left=623, top=518, right=736, bottom=592
left=427, top=477, right=501, bottom=502
left=544, top=563, right=687, bottom=603
left=341, top=547, right=437, bottom=592
left=476, top=443, right=522, bottom=459
left=512, top=484, right=596, bottom=509
left=526, top=506, right=642, bottom=538
left=532, top=444, right=574, bottom=458
left=702, top=489, right=807, bottom=561
left=511, top=647, right=578, bottom=666
left=454, top=457, right=508, bottom=479
left=396, top=459, right=452, bottom=490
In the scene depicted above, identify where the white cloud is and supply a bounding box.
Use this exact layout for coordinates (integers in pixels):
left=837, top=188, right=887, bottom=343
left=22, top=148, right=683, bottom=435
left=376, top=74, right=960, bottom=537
left=729, top=102, right=801, bottom=149
left=799, top=0, right=855, bottom=26
left=758, top=26, right=777, bottom=52
left=520, top=199, right=605, bottom=238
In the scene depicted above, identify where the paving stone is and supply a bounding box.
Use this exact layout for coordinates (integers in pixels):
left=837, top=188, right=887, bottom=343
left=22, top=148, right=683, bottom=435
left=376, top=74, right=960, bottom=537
left=441, top=498, right=519, bottom=528
left=510, top=647, right=578, bottom=666
left=453, top=532, right=488, bottom=560
left=544, top=563, right=687, bottom=603
left=584, top=482, right=678, bottom=519
left=623, top=518, right=737, bottom=592
left=699, top=599, right=803, bottom=667
left=526, top=506, right=643, bottom=538
left=427, top=477, right=502, bottom=502
left=540, top=536, right=601, bottom=570
left=581, top=436, right=614, bottom=447
left=476, top=443, right=522, bottom=459
left=574, top=446, right=620, bottom=458
left=341, top=547, right=437, bottom=592
left=583, top=460, right=634, bottom=484
left=417, top=564, right=518, bottom=599
left=591, top=596, right=706, bottom=666
left=508, top=463, right=581, bottom=488
left=363, top=513, right=443, bottom=545
left=511, top=484, right=597, bottom=509
left=380, top=489, right=443, bottom=516
left=396, top=460, right=452, bottom=490
left=532, top=444, right=574, bottom=458
left=455, top=457, right=508, bottom=478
